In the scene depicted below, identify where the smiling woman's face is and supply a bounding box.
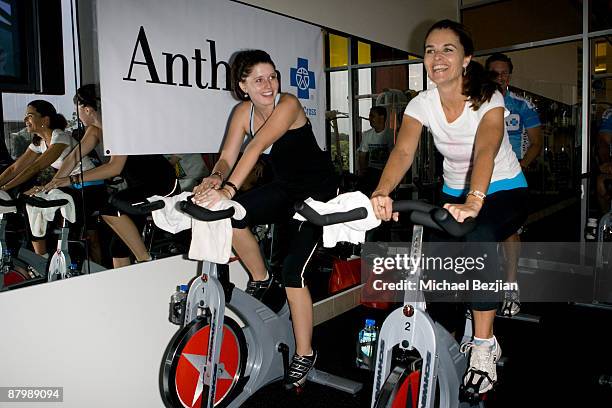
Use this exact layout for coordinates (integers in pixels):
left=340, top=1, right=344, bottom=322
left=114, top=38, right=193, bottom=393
left=240, top=63, right=279, bottom=106
left=24, top=105, right=47, bottom=134
left=424, top=28, right=471, bottom=86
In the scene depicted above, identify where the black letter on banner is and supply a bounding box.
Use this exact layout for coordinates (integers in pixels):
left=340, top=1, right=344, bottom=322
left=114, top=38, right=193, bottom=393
left=192, top=49, right=209, bottom=89
left=163, top=53, right=192, bottom=87
left=207, top=40, right=231, bottom=91
left=123, top=26, right=161, bottom=84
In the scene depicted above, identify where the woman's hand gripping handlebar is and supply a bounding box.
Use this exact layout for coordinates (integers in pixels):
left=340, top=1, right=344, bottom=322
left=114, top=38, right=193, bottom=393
left=391, top=200, right=476, bottom=238
left=294, top=202, right=368, bottom=226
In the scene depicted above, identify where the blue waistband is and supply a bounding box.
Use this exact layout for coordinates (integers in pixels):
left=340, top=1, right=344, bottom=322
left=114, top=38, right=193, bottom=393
left=442, top=172, right=527, bottom=197
left=70, top=180, right=105, bottom=190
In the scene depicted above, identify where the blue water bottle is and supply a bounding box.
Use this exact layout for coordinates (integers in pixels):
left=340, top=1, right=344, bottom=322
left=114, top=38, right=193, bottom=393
left=356, top=318, right=378, bottom=370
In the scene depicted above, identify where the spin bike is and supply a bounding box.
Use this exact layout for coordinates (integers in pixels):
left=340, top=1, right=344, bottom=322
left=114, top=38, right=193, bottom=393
left=23, top=194, right=106, bottom=280
left=0, top=195, right=46, bottom=290
left=370, top=200, right=486, bottom=408
left=0, top=194, right=88, bottom=290
left=142, top=198, right=368, bottom=408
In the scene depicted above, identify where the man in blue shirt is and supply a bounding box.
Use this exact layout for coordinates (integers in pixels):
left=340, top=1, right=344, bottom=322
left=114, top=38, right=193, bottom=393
left=486, top=53, right=543, bottom=316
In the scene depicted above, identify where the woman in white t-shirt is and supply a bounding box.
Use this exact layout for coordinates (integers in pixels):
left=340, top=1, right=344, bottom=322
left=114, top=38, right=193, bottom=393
left=0, top=100, right=97, bottom=255
left=0, top=100, right=95, bottom=190
left=371, top=20, right=528, bottom=396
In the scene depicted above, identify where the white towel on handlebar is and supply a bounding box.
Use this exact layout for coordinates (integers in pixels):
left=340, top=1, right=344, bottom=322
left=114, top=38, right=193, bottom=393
left=25, top=189, right=75, bottom=237
left=0, top=190, right=17, bottom=214
left=147, top=192, right=193, bottom=233
left=293, top=191, right=381, bottom=248
left=188, top=199, right=246, bottom=264
left=146, top=193, right=247, bottom=264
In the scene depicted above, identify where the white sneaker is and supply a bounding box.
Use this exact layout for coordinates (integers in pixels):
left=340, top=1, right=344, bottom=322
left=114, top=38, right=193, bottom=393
left=460, top=337, right=502, bottom=394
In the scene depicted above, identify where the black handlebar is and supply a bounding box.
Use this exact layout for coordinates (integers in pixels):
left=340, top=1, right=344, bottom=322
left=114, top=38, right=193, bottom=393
left=0, top=198, right=16, bottom=207
left=110, top=196, right=165, bottom=215
left=110, top=194, right=236, bottom=221
left=107, top=196, right=473, bottom=239
left=179, top=200, right=235, bottom=221
left=391, top=200, right=475, bottom=238
left=294, top=202, right=368, bottom=226
left=23, top=195, right=69, bottom=208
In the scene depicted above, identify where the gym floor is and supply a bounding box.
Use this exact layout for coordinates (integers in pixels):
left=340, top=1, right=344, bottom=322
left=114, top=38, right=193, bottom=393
left=244, top=303, right=612, bottom=408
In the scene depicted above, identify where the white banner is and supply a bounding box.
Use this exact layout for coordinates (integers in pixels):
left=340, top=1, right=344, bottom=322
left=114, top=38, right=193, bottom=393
left=96, top=0, right=325, bottom=155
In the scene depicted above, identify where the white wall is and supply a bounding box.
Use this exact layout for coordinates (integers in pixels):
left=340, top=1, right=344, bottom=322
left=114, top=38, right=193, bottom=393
left=0, top=256, right=248, bottom=408
left=240, top=0, right=458, bottom=54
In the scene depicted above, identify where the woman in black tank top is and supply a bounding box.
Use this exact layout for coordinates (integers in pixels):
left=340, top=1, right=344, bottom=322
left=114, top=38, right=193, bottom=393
left=193, top=50, right=337, bottom=389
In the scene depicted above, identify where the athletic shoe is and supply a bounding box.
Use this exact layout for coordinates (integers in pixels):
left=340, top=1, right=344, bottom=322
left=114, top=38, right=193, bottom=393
left=285, top=350, right=317, bottom=389
left=245, top=276, right=272, bottom=300
left=460, top=337, right=502, bottom=394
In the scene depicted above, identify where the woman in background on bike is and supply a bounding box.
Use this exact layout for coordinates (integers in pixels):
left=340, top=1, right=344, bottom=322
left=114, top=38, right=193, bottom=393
left=0, top=100, right=98, bottom=256
left=46, top=84, right=179, bottom=268
left=371, top=20, right=528, bottom=395
left=193, top=49, right=338, bottom=389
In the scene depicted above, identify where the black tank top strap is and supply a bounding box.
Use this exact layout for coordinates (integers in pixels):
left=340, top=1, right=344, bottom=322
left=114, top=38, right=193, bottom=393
left=249, top=93, right=282, bottom=138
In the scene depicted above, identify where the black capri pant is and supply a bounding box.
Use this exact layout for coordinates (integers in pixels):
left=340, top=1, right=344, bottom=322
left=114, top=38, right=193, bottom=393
left=232, top=180, right=337, bottom=288
left=430, top=187, right=528, bottom=310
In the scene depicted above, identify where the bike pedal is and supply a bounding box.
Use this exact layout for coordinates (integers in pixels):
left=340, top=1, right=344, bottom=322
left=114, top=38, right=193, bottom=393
left=459, top=384, right=483, bottom=404
left=286, top=383, right=306, bottom=394
left=460, top=382, right=497, bottom=405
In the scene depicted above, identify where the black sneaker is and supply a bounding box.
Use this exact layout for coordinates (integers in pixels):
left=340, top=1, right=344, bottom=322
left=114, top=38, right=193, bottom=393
left=285, top=350, right=317, bottom=389
left=245, top=276, right=273, bottom=300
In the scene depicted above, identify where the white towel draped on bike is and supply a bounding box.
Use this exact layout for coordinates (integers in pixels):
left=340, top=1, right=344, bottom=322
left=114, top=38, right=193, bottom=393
left=25, top=189, right=76, bottom=237
left=293, top=191, right=381, bottom=248
left=0, top=190, right=17, bottom=214
left=147, top=192, right=193, bottom=233
left=188, top=199, right=246, bottom=264
left=147, top=193, right=246, bottom=264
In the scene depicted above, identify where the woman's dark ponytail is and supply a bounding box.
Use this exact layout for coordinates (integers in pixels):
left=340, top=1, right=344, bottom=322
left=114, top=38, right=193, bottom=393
left=49, top=112, right=68, bottom=131
left=463, top=60, right=498, bottom=111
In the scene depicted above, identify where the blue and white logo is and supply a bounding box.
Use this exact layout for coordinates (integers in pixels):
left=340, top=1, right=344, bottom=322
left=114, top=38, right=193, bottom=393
left=290, top=57, right=315, bottom=99
left=505, top=113, right=520, bottom=131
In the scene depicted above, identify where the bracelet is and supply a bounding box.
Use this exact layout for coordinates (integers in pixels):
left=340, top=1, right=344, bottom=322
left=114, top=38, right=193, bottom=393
left=211, top=170, right=224, bottom=180
left=69, top=174, right=77, bottom=185
left=223, top=180, right=239, bottom=195
left=220, top=187, right=233, bottom=199
left=467, top=190, right=486, bottom=201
